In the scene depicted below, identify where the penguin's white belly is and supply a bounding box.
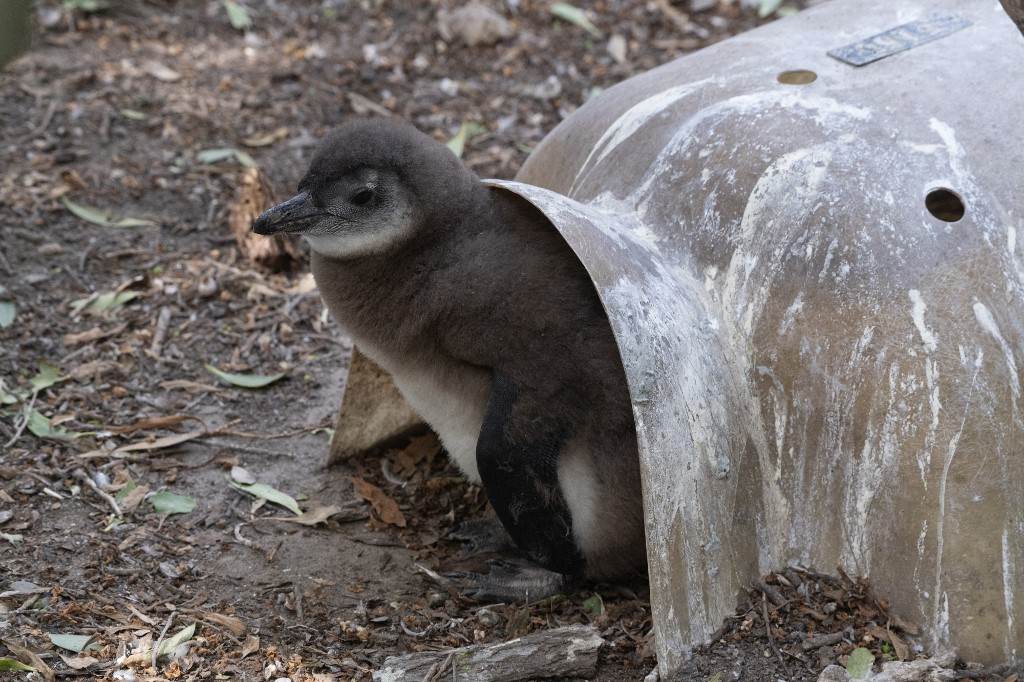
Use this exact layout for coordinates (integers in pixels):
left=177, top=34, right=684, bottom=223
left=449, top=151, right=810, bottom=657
left=354, top=343, right=490, bottom=482
left=392, top=363, right=490, bottom=481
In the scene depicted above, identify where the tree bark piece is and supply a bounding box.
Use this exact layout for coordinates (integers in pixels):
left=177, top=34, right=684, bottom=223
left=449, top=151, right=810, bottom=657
left=372, top=625, right=604, bottom=681
left=228, top=167, right=300, bottom=271
left=327, top=347, right=424, bottom=465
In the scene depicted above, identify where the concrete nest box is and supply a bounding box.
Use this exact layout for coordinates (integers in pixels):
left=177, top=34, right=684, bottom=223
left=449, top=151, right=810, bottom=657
left=334, top=0, right=1024, bottom=674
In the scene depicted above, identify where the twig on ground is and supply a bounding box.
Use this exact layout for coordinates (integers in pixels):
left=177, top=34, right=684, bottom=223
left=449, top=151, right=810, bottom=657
left=152, top=611, right=175, bottom=670
left=377, top=625, right=604, bottom=681
left=149, top=306, right=173, bottom=358
left=761, top=592, right=789, bottom=678
left=72, top=468, right=122, bottom=516
left=3, top=390, right=38, bottom=449
left=801, top=630, right=848, bottom=651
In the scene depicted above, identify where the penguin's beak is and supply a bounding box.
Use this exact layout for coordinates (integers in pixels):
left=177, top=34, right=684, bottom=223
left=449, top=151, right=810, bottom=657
left=252, top=192, right=323, bottom=235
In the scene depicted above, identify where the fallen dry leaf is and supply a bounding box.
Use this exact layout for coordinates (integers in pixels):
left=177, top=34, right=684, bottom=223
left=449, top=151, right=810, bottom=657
left=352, top=477, right=406, bottom=527
left=240, top=635, right=259, bottom=658
left=79, top=430, right=206, bottom=460
left=2, top=640, right=54, bottom=682
left=118, top=484, right=150, bottom=514
left=159, top=379, right=223, bottom=393
left=241, top=127, right=288, bottom=147
left=63, top=324, right=127, bottom=346
left=59, top=654, right=98, bottom=670
left=143, top=60, right=181, bottom=82
left=203, top=612, right=246, bottom=637
left=108, top=415, right=202, bottom=434
left=262, top=504, right=366, bottom=526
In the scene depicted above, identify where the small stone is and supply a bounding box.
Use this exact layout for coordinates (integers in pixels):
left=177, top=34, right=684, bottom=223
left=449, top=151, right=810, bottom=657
left=477, top=608, right=500, bottom=626
left=437, top=2, right=513, bottom=47
left=690, top=0, right=717, bottom=10
left=197, top=275, right=219, bottom=298
left=607, top=34, right=627, bottom=64
left=520, top=75, right=562, bottom=100
left=823, top=601, right=837, bottom=614
left=817, top=664, right=851, bottom=682
left=38, top=242, right=64, bottom=255
left=438, top=78, right=460, bottom=97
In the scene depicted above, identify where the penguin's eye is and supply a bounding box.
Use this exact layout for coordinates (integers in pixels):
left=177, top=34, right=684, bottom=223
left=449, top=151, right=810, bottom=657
left=350, top=188, right=374, bottom=206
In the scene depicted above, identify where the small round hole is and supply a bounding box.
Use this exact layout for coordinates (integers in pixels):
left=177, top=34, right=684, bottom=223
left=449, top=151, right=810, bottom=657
left=777, top=69, right=817, bottom=85
left=925, top=188, right=965, bottom=222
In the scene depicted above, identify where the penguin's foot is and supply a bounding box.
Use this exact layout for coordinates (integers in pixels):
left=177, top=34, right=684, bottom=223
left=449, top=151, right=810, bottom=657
left=446, top=558, right=575, bottom=603
left=449, top=517, right=516, bottom=555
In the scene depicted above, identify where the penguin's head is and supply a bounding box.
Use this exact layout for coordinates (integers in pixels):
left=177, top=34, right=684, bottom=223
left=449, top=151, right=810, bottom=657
left=252, top=118, right=481, bottom=259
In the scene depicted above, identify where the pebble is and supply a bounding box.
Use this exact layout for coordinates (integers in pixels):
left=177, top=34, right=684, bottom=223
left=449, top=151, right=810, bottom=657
left=437, top=2, right=513, bottom=47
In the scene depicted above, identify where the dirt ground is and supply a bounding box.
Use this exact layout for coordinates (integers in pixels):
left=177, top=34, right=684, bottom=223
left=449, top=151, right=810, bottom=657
left=1, top=1, right=1010, bottom=681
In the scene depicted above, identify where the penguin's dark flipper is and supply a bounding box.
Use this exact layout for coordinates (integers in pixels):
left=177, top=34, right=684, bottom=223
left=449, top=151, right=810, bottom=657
left=473, top=371, right=585, bottom=585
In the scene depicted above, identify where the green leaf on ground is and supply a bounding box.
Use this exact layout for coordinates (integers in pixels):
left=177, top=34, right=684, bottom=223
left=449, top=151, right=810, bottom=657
left=149, top=491, right=197, bottom=516
left=550, top=3, right=602, bottom=37
left=846, top=647, right=875, bottom=679
left=197, top=147, right=256, bottom=168
left=223, top=0, right=252, bottom=30
left=158, top=623, right=196, bottom=657
left=62, top=0, right=110, bottom=12
left=0, top=658, right=34, bottom=672
left=27, top=409, right=75, bottom=441
left=232, top=481, right=301, bottom=515
left=446, top=122, right=486, bottom=159
left=71, top=290, right=140, bottom=316
left=0, top=301, right=14, bottom=328
left=30, top=363, right=65, bottom=392
left=758, top=0, right=784, bottom=17
left=48, top=633, right=95, bottom=653
left=205, top=364, right=285, bottom=388
left=62, top=198, right=155, bottom=228
left=582, top=593, right=604, bottom=616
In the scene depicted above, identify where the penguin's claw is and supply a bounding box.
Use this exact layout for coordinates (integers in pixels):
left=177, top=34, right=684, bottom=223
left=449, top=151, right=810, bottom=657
left=445, top=558, right=574, bottom=602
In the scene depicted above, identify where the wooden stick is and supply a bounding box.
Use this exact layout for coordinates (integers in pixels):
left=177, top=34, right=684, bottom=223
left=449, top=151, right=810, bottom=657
left=373, top=625, right=604, bottom=681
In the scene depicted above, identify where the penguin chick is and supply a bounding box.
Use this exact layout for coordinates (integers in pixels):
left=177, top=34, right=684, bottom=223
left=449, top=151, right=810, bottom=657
left=253, top=118, right=645, bottom=599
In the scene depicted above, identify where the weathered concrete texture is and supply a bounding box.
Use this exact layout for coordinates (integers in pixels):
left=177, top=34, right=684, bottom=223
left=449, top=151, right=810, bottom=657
left=500, top=0, right=1024, bottom=674
left=328, top=347, right=424, bottom=465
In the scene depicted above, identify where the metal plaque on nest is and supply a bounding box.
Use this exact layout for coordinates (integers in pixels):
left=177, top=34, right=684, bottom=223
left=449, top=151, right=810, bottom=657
left=828, top=13, right=971, bottom=66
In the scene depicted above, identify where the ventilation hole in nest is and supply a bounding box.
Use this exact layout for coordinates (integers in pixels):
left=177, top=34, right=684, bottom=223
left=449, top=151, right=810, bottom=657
left=777, top=69, right=817, bottom=85
left=925, top=188, right=965, bottom=222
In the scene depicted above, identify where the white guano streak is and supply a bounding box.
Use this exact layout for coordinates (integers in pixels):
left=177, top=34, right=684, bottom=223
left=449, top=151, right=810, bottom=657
left=973, top=301, right=1021, bottom=401
left=1003, top=526, right=1017, bottom=657
left=909, top=290, right=938, bottom=353
left=571, top=79, right=712, bottom=193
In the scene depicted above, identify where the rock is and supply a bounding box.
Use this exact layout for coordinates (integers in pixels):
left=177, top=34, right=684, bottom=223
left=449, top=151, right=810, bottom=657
left=437, top=2, right=513, bottom=47
left=519, top=75, right=562, bottom=100
left=607, top=34, right=628, bottom=64
left=817, top=665, right=851, bottom=682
